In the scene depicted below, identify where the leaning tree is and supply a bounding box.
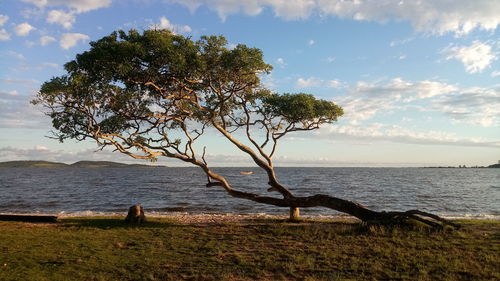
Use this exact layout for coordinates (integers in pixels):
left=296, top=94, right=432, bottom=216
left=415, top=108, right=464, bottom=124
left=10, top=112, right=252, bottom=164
left=34, top=29, right=458, bottom=229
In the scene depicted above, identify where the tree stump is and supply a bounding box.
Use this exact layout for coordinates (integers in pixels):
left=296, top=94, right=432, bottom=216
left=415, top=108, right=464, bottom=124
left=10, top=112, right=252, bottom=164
left=289, top=207, right=300, bottom=221
left=125, top=205, right=147, bottom=223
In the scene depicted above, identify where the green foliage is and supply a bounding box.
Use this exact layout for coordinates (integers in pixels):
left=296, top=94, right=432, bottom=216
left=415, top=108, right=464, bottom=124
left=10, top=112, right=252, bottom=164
left=264, top=93, right=344, bottom=124
left=33, top=29, right=343, bottom=163
left=35, top=29, right=340, bottom=132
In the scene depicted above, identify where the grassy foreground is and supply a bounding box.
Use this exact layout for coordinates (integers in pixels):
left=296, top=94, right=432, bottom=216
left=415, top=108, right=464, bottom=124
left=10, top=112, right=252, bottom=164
left=0, top=217, right=498, bottom=281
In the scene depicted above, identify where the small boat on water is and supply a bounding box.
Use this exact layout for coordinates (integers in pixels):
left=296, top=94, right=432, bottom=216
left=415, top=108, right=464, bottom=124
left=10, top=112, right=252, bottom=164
left=239, top=171, right=253, bottom=175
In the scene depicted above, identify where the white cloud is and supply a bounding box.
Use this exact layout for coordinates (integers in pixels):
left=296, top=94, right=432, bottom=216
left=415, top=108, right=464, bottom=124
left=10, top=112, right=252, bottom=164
left=0, top=78, right=40, bottom=86
left=41, top=62, right=59, bottom=68
left=21, top=0, right=112, bottom=13
left=6, top=51, right=26, bottom=60
left=271, top=0, right=316, bottom=20
left=431, top=87, right=500, bottom=127
left=260, top=73, right=277, bottom=90
left=389, top=37, right=414, bottom=47
left=336, top=78, right=457, bottom=122
left=317, top=123, right=500, bottom=148
left=20, top=0, right=48, bottom=8
left=60, top=32, right=89, bottom=49
left=20, top=7, right=45, bottom=19
left=34, top=145, right=49, bottom=151
left=491, top=70, right=500, bottom=77
left=337, top=96, right=396, bottom=124
left=0, top=146, right=57, bottom=162
left=0, top=29, right=10, bottom=41
left=0, top=146, right=145, bottom=164
left=296, top=77, right=345, bottom=89
left=14, top=61, right=59, bottom=72
left=0, top=14, right=8, bottom=26
left=335, top=77, right=500, bottom=127
left=25, top=40, right=36, bottom=47
left=21, top=0, right=112, bottom=30
left=47, top=9, right=75, bottom=29
left=318, top=0, right=500, bottom=35
left=402, top=79, right=458, bottom=101
left=0, top=96, right=47, bottom=128
left=444, top=41, right=498, bottom=73
left=308, top=39, right=315, bottom=45
left=326, top=56, right=335, bottom=63
left=327, top=80, right=342, bottom=88
left=151, top=16, right=192, bottom=33
left=15, top=22, right=36, bottom=36
left=227, top=43, right=237, bottom=50
left=296, top=77, right=322, bottom=88
left=174, top=0, right=315, bottom=21
left=0, top=77, right=51, bottom=130
left=170, top=0, right=500, bottom=35
left=40, top=35, right=56, bottom=46
left=275, top=57, right=287, bottom=68
left=0, top=90, right=18, bottom=97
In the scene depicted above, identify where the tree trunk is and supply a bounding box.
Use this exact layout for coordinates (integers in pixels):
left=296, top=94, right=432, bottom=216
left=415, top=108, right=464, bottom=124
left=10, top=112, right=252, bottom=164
left=201, top=164, right=459, bottom=230
left=125, top=205, right=147, bottom=223
left=289, top=207, right=300, bottom=221
left=227, top=190, right=460, bottom=229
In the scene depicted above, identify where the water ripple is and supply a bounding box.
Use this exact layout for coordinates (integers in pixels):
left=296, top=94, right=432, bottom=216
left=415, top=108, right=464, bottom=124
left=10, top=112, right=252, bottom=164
left=0, top=167, right=498, bottom=216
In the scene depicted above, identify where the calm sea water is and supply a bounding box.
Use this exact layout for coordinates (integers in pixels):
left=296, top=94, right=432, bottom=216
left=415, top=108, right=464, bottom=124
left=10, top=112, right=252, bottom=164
left=0, top=167, right=498, bottom=218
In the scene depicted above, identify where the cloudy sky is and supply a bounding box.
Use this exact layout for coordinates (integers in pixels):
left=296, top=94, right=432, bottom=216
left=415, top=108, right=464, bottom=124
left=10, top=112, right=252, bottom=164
left=0, top=0, right=499, bottom=166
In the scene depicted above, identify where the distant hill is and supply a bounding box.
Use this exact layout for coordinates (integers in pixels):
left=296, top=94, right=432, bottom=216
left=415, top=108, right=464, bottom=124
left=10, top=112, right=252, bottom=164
left=487, top=163, right=500, bottom=168
left=70, top=161, right=129, bottom=168
left=0, top=161, right=68, bottom=168
left=0, top=160, right=165, bottom=168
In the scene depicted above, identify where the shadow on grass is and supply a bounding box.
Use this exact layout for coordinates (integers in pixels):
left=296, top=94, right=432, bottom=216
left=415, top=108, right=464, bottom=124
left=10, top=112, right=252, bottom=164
left=59, top=217, right=185, bottom=229
left=57, top=216, right=461, bottom=235
left=246, top=217, right=461, bottom=237
left=243, top=217, right=365, bottom=235
left=247, top=217, right=359, bottom=225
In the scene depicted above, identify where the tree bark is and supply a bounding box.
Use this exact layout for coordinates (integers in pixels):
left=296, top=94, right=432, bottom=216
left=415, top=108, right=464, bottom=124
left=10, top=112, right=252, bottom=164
left=125, top=205, right=147, bottom=223
left=225, top=190, right=460, bottom=229
left=289, top=207, right=300, bottom=221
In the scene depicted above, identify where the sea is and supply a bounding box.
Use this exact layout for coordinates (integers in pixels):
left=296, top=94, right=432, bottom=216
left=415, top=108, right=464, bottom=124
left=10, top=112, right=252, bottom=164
left=0, top=167, right=499, bottom=219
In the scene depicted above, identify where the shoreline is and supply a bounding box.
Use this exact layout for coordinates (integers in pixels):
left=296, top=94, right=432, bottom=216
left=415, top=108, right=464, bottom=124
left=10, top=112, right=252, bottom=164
left=0, top=212, right=357, bottom=224
left=1, top=211, right=499, bottom=223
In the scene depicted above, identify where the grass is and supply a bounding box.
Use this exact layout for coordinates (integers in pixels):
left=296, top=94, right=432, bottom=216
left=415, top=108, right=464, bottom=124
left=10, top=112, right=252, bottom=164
left=0, top=217, right=498, bottom=281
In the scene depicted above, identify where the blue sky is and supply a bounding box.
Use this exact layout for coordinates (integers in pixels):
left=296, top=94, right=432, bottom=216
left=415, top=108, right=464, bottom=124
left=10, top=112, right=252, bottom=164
left=0, top=0, right=499, bottom=166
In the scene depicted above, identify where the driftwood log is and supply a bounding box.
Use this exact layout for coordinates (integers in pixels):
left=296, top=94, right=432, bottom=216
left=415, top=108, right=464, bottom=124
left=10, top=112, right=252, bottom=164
left=125, top=205, right=147, bottom=223
left=0, top=214, right=58, bottom=223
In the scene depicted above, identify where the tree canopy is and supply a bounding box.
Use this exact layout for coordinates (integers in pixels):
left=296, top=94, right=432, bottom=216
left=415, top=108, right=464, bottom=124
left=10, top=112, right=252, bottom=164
left=33, top=29, right=458, bottom=229
left=34, top=29, right=342, bottom=171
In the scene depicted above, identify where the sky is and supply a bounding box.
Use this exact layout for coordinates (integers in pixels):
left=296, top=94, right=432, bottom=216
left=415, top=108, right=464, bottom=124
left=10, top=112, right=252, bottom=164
left=0, top=0, right=499, bottom=167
